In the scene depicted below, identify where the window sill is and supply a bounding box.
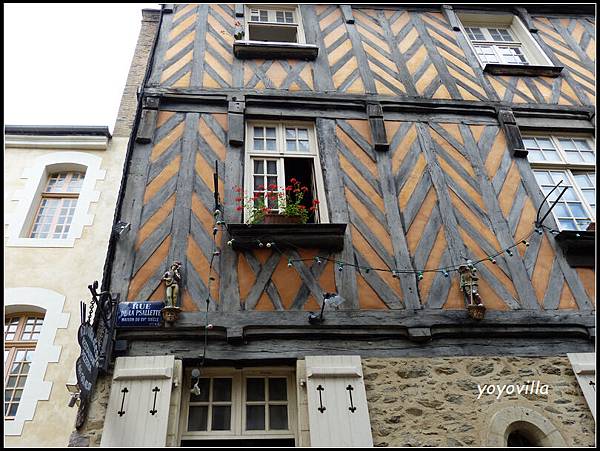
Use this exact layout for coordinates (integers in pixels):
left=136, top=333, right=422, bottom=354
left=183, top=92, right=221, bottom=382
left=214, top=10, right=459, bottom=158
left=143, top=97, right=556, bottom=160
left=554, top=229, right=595, bottom=267
left=483, top=64, right=563, bottom=77
left=227, top=223, right=346, bottom=251
left=5, top=237, right=76, bottom=248
left=233, top=40, right=319, bottom=60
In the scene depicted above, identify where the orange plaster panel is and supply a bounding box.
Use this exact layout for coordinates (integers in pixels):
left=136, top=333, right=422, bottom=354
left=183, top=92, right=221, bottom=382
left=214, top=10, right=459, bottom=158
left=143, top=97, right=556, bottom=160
left=356, top=273, right=389, bottom=309
left=255, top=292, right=275, bottom=311
left=558, top=281, right=578, bottom=310
left=144, top=155, right=181, bottom=204
left=576, top=268, right=595, bottom=306
left=237, top=253, right=256, bottom=301
left=128, top=236, right=172, bottom=301
left=271, top=255, right=303, bottom=310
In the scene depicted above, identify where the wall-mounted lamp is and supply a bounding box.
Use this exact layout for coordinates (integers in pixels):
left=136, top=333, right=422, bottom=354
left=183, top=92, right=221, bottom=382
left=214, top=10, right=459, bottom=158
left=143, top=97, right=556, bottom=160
left=308, top=292, right=346, bottom=325
left=112, top=221, right=131, bottom=239
left=66, top=382, right=81, bottom=407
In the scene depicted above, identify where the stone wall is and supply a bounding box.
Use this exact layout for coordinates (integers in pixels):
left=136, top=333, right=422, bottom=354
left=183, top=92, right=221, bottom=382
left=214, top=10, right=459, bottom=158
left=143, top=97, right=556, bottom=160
left=363, top=356, right=595, bottom=447
left=68, top=372, right=112, bottom=447
left=112, top=9, right=160, bottom=137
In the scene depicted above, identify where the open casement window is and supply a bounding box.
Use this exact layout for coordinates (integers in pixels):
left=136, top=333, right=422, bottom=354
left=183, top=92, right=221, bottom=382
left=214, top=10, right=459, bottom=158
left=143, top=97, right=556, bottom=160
left=244, top=121, right=329, bottom=224
left=29, top=171, right=84, bottom=239
left=179, top=368, right=296, bottom=446
left=458, top=13, right=553, bottom=69
left=524, top=135, right=595, bottom=232
left=245, top=5, right=305, bottom=44
left=4, top=314, right=44, bottom=419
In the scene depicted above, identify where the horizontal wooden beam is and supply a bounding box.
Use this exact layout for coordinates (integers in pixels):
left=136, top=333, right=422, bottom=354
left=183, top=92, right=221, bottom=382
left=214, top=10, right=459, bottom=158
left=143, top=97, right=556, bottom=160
left=127, top=335, right=594, bottom=361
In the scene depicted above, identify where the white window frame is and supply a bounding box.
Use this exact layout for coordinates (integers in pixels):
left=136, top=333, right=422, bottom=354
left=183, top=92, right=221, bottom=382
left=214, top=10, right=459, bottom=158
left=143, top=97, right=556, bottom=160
left=244, top=4, right=306, bottom=44
left=179, top=367, right=297, bottom=443
left=524, top=134, right=596, bottom=232
left=457, top=12, right=553, bottom=68
left=244, top=120, right=330, bottom=224
left=4, top=288, right=70, bottom=436
left=5, top=151, right=105, bottom=248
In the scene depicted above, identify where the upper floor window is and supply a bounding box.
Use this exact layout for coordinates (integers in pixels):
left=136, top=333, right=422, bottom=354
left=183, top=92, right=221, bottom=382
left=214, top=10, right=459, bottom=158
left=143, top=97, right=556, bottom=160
left=458, top=13, right=553, bottom=68
left=29, top=171, right=84, bottom=239
left=524, top=135, right=595, bottom=231
left=4, top=314, right=44, bottom=419
left=245, top=5, right=305, bottom=44
left=244, top=121, right=329, bottom=224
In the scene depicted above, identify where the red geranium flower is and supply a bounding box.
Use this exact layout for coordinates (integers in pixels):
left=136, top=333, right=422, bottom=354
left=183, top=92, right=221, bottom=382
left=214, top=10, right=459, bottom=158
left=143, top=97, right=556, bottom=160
left=235, top=197, right=242, bottom=202
left=236, top=206, right=243, bottom=211
left=290, top=178, right=297, bottom=184
left=301, top=186, right=308, bottom=192
left=268, top=184, right=277, bottom=190
left=285, top=186, right=292, bottom=191
left=312, top=199, right=320, bottom=205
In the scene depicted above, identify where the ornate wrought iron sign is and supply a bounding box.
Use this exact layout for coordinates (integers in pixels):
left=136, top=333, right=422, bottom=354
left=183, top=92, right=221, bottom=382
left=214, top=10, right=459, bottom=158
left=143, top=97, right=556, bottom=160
left=75, top=320, right=99, bottom=404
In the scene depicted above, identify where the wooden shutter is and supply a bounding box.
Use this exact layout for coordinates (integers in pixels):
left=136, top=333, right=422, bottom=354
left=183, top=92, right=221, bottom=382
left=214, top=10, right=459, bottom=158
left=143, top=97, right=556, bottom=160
left=100, top=355, right=175, bottom=447
left=305, top=356, right=373, bottom=447
left=567, top=353, right=596, bottom=420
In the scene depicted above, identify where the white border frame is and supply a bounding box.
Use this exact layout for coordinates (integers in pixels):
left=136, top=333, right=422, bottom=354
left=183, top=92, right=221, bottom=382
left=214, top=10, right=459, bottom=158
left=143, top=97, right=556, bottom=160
left=244, top=4, right=306, bottom=44
left=179, top=367, right=297, bottom=443
left=244, top=120, right=330, bottom=224
left=5, top=151, right=105, bottom=248
left=457, top=12, right=553, bottom=68
left=4, top=287, right=70, bottom=436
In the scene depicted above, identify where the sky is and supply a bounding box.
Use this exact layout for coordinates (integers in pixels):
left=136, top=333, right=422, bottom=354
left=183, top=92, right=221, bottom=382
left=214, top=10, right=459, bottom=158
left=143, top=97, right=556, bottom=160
left=4, top=3, right=159, bottom=133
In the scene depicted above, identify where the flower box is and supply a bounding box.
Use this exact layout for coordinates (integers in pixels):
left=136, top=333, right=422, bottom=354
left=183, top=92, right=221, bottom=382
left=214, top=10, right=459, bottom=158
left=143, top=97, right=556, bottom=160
left=260, top=214, right=303, bottom=225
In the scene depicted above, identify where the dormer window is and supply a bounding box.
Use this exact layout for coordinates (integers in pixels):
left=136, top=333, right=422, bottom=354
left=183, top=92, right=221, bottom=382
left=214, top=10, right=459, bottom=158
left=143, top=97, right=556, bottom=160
left=246, top=6, right=304, bottom=44
left=456, top=12, right=560, bottom=76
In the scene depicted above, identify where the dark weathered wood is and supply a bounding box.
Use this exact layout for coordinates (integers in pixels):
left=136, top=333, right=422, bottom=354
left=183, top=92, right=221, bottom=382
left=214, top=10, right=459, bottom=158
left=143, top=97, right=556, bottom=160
left=440, top=5, right=461, bottom=31
left=167, top=113, right=198, bottom=303
left=554, top=231, right=595, bottom=268
left=243, top=251, right=282, bottom=311
left=484, top=64, right=563, bottom=77
left=341, top=5, right=355, bottom=24
left=136, top=109, right=158, bottom=144
left=233, top=41, right=319, bottom=60
left=148, top=9, right=174, bottom=87
left=343, top=13, right=376, bottom=95
left=227, top=224, right=346, bottom=251
left=228, top=113, right=244, bottom=146
left=234, top=4, right=244, bottom=17
left=190, top=4, right=209, bottom=88
left=497, top=109, right=527, bottom=158
left=375, top=147, right=421, bottom=310
left=316, top=118, right=358, bottom=310
left=367, top=102, right=389, bottom=151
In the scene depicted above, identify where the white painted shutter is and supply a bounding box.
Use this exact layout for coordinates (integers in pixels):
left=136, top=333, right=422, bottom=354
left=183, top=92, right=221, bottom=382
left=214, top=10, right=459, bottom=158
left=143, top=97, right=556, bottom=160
left=567, top=353, right=596, bottom=420
left=100, top=355, right=175, bottom=447
left=305, top=356, right=373, bottom=447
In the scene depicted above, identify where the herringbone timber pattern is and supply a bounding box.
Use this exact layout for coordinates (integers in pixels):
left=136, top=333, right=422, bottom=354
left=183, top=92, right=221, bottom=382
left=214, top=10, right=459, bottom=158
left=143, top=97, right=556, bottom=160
left=202, top=4, right=235, bottom=89
left=317, top=5, right=365, bottom=94
left=127, top=112, right=184, bottom=303
left=160, top=4, right=198, bottom=88
left=477, top=124, right=581, bottom=310
left=336, top=119, right=402, bottom=309
left=353, top=9, right=407, bottom=96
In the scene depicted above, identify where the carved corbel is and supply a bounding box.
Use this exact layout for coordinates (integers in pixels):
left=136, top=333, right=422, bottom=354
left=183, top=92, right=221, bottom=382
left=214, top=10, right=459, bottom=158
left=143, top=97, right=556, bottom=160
left=441, top=5, right=462, bottom=31
left=367, top=102, right=389, bottom=151
left=514, top=7, right=538, bottom=33
left=135, top=96, right=160, bottom=144
left=228, top=96, right=245, bottom=146
left=497, top=108, right=528, bottom=158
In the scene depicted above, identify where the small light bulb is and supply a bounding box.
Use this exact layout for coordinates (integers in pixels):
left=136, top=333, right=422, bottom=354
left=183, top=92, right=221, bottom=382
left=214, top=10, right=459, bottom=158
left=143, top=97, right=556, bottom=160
left=521, top=240, right=530, bottom=247
left=364, top=268, right=370, bottom=274
left=391, top=270, right=399, bottom=279
left=338, top=264, right=344, bottom=272
left=266, top=242, right=272, bottom=248
left=488, top=256, right=497, bottom=264
left=258, top=241, right=264, bottom=248
left=227, top=239, right=234, bottom=246
left=506, top=249, right=513, bottom=257
left=207, top=324, right=213, bottom=330
left=417, top=272, right=424, bottom=281
left=536, top=229, right=543, bottom=235
left=288, top=260, right=293, bottom=268
left=315, top=257, right=321, bottom=264
left=442, top=270, right=449, bottom=277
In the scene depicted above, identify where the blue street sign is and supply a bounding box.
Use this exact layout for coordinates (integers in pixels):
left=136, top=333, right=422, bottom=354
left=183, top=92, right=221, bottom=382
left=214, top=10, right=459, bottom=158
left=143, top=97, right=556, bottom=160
left=116, top=302, right=165, bottom=327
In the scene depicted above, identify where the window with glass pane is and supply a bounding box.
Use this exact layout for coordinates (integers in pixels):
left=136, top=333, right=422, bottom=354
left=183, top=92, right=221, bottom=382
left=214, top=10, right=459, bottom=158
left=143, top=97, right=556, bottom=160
left=247, top=6, right=300, bottom=43
left=245, top=377, right=289, bottom=432
left=30, top=171, right=83, bottom=239
left=464, top=24, right=528, bottom=65
left=4, top=314, right=43, bottom=419
left=533, top=170, right=593, bottom=231
left=188, top=377, right=233, bottom=432
left=525, top=135, right=595, bottom=231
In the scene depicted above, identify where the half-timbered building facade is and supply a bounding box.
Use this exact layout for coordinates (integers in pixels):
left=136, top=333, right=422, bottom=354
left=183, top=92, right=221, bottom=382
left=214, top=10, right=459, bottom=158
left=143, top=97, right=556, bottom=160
left=71, top=4, right=595, bottom=447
